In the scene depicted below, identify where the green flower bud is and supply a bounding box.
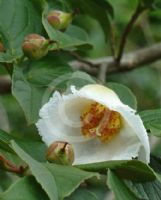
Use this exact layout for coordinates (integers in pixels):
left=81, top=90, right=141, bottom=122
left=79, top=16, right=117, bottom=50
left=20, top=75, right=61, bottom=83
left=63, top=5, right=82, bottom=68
left=0, top=42, right=5, bottom=52
left=47, top=10, right=73, bottom=30
left=46, top=141, right=74, bottom=165
left=22, top=34, right=50, bottom=59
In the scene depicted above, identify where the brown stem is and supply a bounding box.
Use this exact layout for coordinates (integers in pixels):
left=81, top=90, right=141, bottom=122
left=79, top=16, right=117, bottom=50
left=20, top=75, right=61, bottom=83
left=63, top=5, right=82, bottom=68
left=69, top=51, right=97, bottom=68
left=70, top=42, right=161, bottom=75
left=0, top=154, right=27, bottom=176
left=116, top=4, right=146, bottom=64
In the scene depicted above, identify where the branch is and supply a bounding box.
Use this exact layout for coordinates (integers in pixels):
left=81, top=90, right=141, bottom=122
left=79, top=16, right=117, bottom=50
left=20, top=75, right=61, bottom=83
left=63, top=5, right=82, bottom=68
left=0, top=154, right=27, bottom=176
left=70, top=42, right=161, bottom=75
left=1, top=42, right=161, bottom=94
left=116, top=4, right=147, bottom=63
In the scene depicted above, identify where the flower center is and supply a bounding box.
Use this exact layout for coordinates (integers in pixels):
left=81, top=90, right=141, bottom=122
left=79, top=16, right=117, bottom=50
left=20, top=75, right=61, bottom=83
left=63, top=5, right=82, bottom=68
left=80, top=102, right=122, bottom=142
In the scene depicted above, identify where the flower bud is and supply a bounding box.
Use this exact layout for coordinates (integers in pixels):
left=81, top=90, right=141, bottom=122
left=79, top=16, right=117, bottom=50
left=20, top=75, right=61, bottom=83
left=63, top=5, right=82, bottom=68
left=0, top=42, right=5, bottom=52
left=47, top=10, right=73, bottom=30
left=46, top=141, right=74, bottom=165
left=22, top=34, right=50, bottom=59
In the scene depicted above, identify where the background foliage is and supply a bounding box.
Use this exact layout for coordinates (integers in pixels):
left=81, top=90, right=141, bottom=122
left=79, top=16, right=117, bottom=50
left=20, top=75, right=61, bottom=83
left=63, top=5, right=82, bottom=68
left=0, top=0, right=161, bottom=199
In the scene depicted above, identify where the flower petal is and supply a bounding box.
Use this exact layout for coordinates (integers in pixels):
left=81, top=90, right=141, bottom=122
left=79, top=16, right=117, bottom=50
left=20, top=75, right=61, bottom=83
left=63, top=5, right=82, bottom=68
left=77, top=84, right=133, bottom=111
left=71, top=84, right=150, bottom=163
left=116, top=106, right=150, bottom=163
left=36, top=84, right=150, bottom=164
left=36, top=91, right=93, bottom=145
left=72, top=117, right=141, bottom=164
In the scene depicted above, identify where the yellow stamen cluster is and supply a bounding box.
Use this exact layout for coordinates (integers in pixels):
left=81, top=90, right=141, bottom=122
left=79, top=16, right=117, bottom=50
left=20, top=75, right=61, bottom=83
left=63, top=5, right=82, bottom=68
left=80, top=102, right=122, bottom=142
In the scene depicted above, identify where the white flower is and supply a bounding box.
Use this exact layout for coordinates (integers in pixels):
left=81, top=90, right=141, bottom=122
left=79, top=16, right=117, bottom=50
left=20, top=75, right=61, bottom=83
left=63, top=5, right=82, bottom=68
left=36, top=84, right=150, bottom=165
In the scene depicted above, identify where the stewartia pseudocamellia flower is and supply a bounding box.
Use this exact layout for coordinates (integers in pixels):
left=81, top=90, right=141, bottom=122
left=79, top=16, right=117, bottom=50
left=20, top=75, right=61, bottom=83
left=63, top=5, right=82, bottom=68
left=36, top=84, right=150, bottom=165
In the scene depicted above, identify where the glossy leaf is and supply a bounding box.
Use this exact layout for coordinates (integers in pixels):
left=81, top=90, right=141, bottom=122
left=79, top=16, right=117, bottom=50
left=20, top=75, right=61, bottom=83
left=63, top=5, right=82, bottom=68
left=0, top=176, right=49, bottom=200
left=0, top=129, right=14, bottom=153
left=140, top=109, right=161, bottom=137
left=11, top=141, right=99, bottom=200
left=45, top=163, right=99, bottom=199
left=116, top=156, right=161, bottom=200
left=0, top=0, right=43, bottom=58
left=125, top=179, right=161, bottom=200
left=77, top=160, right=155, bottom=182
left=66, top=71, right=96, bottom=89
left=12, top=55, right=72, bottom=124
left=107, top=170, right=138, bottom=200
left=0, top=129, right=46, bottom=162
left=106, top=82, right=137, bottom=110
left=11, top=141, right=58, bottom=200
left=12, top=65, right=46, bottom=124
left=68, top=0, right=112, bottom=39
left=42, top=4, right=92, bottom=50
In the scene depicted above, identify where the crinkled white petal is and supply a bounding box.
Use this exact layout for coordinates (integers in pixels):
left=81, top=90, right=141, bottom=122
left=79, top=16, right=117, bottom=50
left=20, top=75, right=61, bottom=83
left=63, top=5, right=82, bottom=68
left=36, top=84, right=150, bottom=164
left=36, top=91, right=92, bottom=145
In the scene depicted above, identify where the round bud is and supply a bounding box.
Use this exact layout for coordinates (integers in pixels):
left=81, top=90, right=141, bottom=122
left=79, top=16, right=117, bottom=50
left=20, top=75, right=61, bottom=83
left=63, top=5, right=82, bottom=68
left=22, top=34, right=50, bottom=59
left=0, top=42, right=5, bottom=52
left=47, top=10, right=73, bottom=30
left=46, top=141, right=74, bottom=165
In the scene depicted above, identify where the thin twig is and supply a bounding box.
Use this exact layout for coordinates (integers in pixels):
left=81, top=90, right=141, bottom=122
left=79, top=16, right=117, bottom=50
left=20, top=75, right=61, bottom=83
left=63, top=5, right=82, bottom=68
left=0, top=154, right=27, bottom=176
left=69, top=51, right=97, bottom=68
left=116, top=4, right=146, bottom=64
left=70, top=42, right=161, bottom=75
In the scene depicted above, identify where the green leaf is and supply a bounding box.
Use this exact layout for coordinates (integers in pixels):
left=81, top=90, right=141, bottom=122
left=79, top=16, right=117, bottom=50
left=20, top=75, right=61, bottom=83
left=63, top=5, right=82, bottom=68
left=45, top=163, right=99, bottom=199
left=140, top=109, right=161, bottom=137
left=0, top=0, right=43, bottom=58
left=0, top=129, right=14, bottom=153
left=77, top=160, right=155, bottom=182
left=0, top=52, right=18, bottom=63
left=140, top=0, right=155, bottom=9
left=12, top=65, right=46, bottom=124
left=12, top=55, right=73, bottom=124
left=25, top=54, right=73, bottom=86
left=106, top=82, right=137, bottom=110
left=16, top=140, right=47, bottom=162
left=32, top=0, right=46, bottom=13
left=106, top=157, right=161, bottom=200
left=68, top=0, right=112, bottom=39
left=0, top=130, right=25, bottom=166
left=93, top=0, right=114, bottom=18
left=0, top=171, right=13, bottom=192
left=150, top=155, right=161, bottom=183
left=67, top=71, right=96, bottom=89
left=86, top=177, right=108, bottom=200
left=117, top=155, right=161, bottom=200
left=65, top=188, right=99, bottom=200
left=107, top=170, right=138, bottom=200
left=11, top=140, right=58, bottom=200
left=0, top=176, right=49, bottom=200
left=42, top=4, right=92, bottom=50
left=11, top=141, right=99, bottom=200
left=125, top=179, right=161, bottom=200
left=0, top=129, right=47, bottom=162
